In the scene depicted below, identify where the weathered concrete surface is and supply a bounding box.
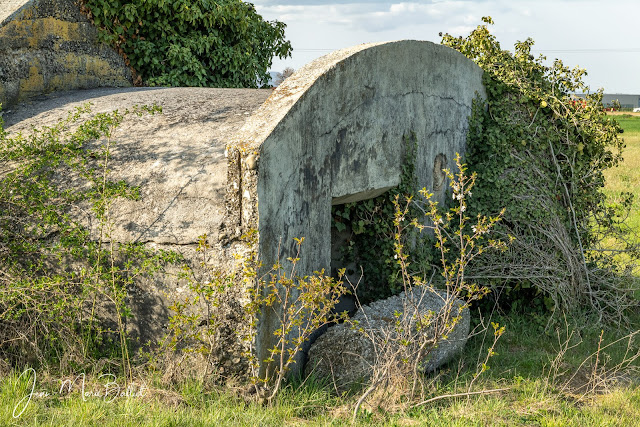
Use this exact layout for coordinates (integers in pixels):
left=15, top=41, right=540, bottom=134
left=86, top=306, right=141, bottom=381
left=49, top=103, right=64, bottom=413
left=0, top=0, right=131, bottom=110
left=3, top=87, right=271, bottom=375
left=306, top=288, right=470, bottom=389
left=228, top=40, right=485, bottom=376
left=7, top=87, right=270, bottom=245
left=3, top=40, right=485, bottom=380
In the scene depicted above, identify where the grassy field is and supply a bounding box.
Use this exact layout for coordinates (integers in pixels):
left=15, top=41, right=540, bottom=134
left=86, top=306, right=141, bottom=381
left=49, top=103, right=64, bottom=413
left=2, top=116, right=639, bottom=426
left=603, top=114, right=640, bottom=233
left=601, top=114, right=640, bottom=279
left=2, top=313, right=639, bottom=426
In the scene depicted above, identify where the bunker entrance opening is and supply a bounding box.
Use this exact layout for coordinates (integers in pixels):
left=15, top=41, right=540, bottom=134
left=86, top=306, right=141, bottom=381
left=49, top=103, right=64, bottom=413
left=330, top=186, right=403, bottom=312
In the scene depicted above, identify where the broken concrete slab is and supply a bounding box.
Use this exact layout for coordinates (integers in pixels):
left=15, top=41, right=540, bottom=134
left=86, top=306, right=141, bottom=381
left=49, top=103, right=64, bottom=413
left=305, top=288, right=471, bottom=390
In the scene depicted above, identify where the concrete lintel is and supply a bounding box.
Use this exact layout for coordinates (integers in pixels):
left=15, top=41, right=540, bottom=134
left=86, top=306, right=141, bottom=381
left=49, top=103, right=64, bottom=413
left=331, top=186, right=397, bottom=206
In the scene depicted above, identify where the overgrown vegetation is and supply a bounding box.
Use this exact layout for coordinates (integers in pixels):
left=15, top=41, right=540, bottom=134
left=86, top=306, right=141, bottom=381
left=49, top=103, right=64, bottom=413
left=440, top=18, right=638, bottom=323
left=0, top=104, right=177, bottom=375
left=3, top=103, right=637, bottom=425
left=80, top=0, right=292, bottom=87
left=247, top=238, right=348, bottom=403
left=161, top=232, right=348, bottom=402
left=331, top=19, right=638, bottom=325
left=349, top=154, right=508, bottom=419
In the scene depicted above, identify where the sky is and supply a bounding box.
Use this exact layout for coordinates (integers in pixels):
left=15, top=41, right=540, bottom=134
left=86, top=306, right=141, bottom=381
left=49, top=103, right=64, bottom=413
left=254, top=0, right=640, bottom=94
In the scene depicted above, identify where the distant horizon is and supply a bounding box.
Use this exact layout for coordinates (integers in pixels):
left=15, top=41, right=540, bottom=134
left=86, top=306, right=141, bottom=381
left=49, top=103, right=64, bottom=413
left=268, top=67, right=640, bottom=97
left=256, top=0, right=640, bottom=94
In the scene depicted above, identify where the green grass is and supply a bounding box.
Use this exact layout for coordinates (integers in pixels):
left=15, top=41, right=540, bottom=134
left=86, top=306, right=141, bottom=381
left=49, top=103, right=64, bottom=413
left=2, top=115, right=639, bottom=426
left=604, top=115, right=640, bottom=232
left=2, top=313, right=639, bottom=426
left=599, top=114, right=640, bottom=276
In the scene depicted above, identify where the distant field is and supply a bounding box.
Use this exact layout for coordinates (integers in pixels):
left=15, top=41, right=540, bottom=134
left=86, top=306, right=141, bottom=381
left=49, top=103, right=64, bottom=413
left=604, top=114, right=640, bottom=233
left=608, top=111, right=640, bottom=118
left=613, top=114, right=640, bottom=133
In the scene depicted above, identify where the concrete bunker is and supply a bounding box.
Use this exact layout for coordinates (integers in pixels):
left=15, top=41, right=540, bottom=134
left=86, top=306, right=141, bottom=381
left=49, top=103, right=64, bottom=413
left=3, top=39, right=484, bottom=378
left=227, top=40, right=485, bottom=373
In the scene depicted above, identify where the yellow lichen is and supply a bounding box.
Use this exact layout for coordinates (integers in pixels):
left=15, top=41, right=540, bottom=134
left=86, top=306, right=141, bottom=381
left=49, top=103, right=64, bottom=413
left=2, top=8, right=131, bottom=108
left=63, top=53, right=117, bottom=77
left=0, top=17, right=84, bottom=48
left=18, top=65, right=45, bottom=98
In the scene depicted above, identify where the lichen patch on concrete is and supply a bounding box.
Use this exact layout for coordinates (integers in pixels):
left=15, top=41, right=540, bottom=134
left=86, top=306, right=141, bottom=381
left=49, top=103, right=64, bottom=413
left=0, top=0, right=132, bottom=109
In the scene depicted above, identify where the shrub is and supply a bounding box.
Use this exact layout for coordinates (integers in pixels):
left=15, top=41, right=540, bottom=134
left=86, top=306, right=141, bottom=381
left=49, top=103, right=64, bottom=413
left=351, top=154, right=507, bottom=419
left=442, top=18, right=638, bottom=322
left=0, top=105, right=177, bottom=374
left=81, top=0, right=292, bottom=87
left=161, top=233, right=348, bottom=402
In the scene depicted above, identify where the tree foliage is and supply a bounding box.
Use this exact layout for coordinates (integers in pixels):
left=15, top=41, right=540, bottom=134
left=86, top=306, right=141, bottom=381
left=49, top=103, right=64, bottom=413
left=442, top=18, right=636, bottom=321
left=81, top=0, right=292, bottom=87
left=273, top=67, right=295, bottom=86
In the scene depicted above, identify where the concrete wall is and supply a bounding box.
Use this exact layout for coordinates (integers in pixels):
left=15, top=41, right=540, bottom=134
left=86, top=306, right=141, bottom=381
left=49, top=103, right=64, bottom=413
left=0, top=0, right=131, bottom=110
left=3, top=87, right=272, bottom=377
left=228, top=40, right=485, bottom=374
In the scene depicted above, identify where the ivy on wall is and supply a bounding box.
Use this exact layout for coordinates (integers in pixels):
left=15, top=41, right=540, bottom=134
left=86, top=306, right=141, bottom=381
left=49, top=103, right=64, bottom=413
left=331, top=19, right=634, bottom=321
left=442, top=18, right=634, bottom=320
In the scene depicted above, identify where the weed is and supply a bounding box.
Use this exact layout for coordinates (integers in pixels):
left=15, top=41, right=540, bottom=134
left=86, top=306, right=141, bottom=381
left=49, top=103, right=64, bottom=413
left=0, top=104, right=177, bottom=379
left=351, top=154, right=509, bottom=420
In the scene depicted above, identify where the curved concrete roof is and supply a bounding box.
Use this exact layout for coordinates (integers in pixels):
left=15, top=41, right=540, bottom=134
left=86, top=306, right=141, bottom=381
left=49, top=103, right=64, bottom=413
left=4, top=87, right=271, bottom=244
left=230, top=42, right=384, bottom=151
left=230, top=40, right=482, bottom=154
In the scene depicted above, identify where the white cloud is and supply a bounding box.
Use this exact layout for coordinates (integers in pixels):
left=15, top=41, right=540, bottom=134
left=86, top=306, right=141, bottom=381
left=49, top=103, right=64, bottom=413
left=256, top=0, right=640, bottom=93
